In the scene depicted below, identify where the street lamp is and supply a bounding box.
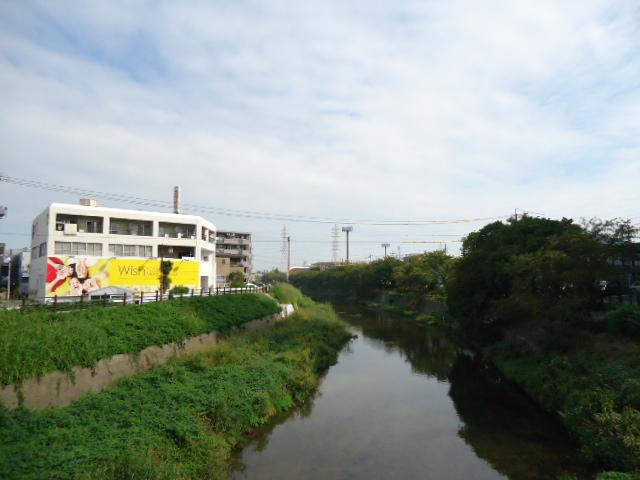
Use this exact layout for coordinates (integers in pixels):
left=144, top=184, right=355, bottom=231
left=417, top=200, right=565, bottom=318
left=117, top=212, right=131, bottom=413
left=341, top=226, right=353, bottom=264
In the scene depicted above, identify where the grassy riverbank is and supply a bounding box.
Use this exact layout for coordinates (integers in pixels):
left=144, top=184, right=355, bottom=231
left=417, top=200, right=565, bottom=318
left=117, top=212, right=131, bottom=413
left=0, top=295, right=352, bottom=479
left=0, top=293, right=280, bottom=385
left=485, top=313, right=640, bottom=473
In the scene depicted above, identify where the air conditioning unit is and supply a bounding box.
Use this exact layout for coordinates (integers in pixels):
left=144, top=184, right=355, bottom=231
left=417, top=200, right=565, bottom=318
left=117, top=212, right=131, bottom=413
left=63, top=224, right=78, bottom=235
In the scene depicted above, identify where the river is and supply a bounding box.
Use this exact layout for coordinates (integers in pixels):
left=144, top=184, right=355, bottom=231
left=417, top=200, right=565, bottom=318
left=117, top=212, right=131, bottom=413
left=231, top=307, right=592, bottom=480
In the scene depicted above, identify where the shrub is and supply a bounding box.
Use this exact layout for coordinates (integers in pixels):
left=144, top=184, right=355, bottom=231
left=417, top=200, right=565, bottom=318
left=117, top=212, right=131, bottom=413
left=605, top=305, right=640, bottom=338
left=170, top=285, right=190, bottom=295
left=271, top=283, right=304, bottom=306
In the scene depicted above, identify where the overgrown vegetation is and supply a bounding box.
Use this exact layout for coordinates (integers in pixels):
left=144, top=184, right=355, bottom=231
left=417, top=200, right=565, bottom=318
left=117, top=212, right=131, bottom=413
left=0, top=293, right=280, bottom=385
left=291, top=253, right=455, bottom=314
left=170, top=285, right=190, bottom=295
left=228, top=271, right=245, bottom=288
left=270, top=282, right=306, bottom=306
left=291, top=257, right=401, bottom=301
left=445, top=216, right=640, bottom=474
left=258, top=268, right=287, bottom=284
left=0, top=297, right=352, bottom=479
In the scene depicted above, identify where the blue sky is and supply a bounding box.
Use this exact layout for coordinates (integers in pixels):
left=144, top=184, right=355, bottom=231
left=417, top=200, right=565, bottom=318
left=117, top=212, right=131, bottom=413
left=1, top=0, right=639, bottom=269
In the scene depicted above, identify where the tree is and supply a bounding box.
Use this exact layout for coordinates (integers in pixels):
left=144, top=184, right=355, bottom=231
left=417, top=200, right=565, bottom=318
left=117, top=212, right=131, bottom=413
left=446, top=216, right=612, bottom=338
left=260, top=269, right=287, bottom=284
left=228, top=271, right=245, bottom=288
left=393, top=251, right=455, bottom=307
left=159, top=260, right=173, bottom=294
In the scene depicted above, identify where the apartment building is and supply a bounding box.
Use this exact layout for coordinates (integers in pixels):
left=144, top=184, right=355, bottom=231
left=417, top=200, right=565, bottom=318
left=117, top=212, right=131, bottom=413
left=28, top=201, right=216, bottom=299
left=215, top=231, right=252, bottom=284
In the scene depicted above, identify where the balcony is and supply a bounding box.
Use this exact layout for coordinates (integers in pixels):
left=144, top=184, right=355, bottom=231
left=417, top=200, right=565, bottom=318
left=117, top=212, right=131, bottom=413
left=56, top=214, right=103, bottom=234
left=201, top=227, right=216, bottom=243
left=216, top=247, right=242, bottom=256
left=230, top=260, right=251, bottom=268
left=159, top=222, right=196, bottom=239
left=158, top=245, right=195, bottom=259
left=217, top=237, right=251, bottom=246
left=110, top=218, right=153, bottom=236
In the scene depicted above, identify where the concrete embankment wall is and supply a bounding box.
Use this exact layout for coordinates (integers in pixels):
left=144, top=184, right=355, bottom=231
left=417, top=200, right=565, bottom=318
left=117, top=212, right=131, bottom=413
left=0, top=304, right=295, bottom=411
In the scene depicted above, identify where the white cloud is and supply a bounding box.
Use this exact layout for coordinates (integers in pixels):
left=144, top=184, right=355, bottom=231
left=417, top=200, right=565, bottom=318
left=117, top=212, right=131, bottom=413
left=1, top=0, right=639, bottom=268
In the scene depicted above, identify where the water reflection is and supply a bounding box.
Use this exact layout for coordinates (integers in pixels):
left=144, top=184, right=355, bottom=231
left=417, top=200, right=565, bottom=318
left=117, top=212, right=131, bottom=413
left=231, top=308, right=591, bottom=480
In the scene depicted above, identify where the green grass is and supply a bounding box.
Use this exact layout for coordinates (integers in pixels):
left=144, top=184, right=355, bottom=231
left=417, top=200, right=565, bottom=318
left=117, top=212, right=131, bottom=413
left=0, top=294, right=281, bottom=385
left=0, top=302, right=352, bottom=479
left=270, top=283, right=306, bottom=306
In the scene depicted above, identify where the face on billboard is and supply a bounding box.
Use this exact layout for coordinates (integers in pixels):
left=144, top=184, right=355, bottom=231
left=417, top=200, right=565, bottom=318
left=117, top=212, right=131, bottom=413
left=46, top=257, right=199, bottom=296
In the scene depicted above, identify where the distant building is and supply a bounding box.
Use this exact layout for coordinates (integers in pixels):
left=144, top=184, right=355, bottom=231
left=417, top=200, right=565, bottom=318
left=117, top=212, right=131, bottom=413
left=215, top=231, right=252, bottom=284
left=610, top=242, right=640, bottom=290
left=289, top=266, right=311, bottom=275
left=310, top=261, right=341, bottom=270
left=28, top=201, right=217, bottom=299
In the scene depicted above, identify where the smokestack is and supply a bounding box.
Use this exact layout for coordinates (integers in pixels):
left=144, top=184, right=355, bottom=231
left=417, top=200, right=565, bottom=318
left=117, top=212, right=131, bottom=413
left=173, top=186, right=181, bottom=214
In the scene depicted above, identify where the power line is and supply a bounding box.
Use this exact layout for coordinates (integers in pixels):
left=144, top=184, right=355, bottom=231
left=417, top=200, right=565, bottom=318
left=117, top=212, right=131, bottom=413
left=0, top=174, right=511, bottom=226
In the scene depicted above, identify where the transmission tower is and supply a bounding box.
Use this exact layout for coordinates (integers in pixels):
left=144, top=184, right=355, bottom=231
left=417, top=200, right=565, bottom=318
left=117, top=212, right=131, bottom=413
left=331, top=225, right=340, bottom=263
left=280, top=226, right=288, bottom=270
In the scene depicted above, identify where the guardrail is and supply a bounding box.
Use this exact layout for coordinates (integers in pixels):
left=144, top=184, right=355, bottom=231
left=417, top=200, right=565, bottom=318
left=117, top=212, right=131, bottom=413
left=2, top=285, right=273, bottom=314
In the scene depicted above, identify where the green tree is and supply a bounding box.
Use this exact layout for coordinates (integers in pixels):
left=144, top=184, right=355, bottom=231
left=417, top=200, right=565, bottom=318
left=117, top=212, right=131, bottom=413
left=159, top=260, right=173, bottom=294
left=260, top=269, right=287, bottom=284
left=446, top=216, right=612, bottom=339
left=228, top=271, right=245, bottom=288
left=393, top=251, right=455, bottom=307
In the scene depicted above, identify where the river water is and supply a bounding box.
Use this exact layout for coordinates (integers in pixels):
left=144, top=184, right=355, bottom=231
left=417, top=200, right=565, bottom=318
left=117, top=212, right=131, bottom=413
left=231, top=308, right=592, bottom=480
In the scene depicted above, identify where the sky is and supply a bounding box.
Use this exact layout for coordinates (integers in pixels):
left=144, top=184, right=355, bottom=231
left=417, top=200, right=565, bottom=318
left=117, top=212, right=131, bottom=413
left=1, top=0, right=639, bottom=270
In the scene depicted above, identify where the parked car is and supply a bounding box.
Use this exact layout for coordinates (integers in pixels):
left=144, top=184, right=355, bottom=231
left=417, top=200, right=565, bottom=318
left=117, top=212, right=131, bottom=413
left=630, top=281, right=640, bottom=293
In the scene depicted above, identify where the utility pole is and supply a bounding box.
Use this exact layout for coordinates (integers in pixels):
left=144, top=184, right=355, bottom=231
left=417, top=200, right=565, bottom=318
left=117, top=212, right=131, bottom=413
left=286, top=236, right=291, bottom=281
left=280, top=226, right=288, bottom=271
left=341, top=226, right=353, bottom=264
left=3, top=255, right=10, bottom=300
left=331, top=224, right=340, bottom=263
left=381, top=243, right=390, bottom=258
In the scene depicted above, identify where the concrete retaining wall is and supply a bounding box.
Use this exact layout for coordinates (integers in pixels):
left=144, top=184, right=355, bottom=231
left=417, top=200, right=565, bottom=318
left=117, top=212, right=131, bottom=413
left=0, top=304, right=294, bottom=411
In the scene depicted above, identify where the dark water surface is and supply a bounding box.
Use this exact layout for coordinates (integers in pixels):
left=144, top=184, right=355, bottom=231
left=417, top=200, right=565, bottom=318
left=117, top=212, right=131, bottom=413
left=231, top=309, right=591, bottom=480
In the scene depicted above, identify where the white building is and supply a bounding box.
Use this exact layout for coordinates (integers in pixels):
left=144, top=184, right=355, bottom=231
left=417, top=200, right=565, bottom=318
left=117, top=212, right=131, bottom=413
left=28, top=201, right=216, bottom=299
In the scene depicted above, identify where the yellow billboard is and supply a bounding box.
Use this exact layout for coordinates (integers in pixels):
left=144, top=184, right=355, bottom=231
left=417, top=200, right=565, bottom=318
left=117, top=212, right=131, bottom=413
left=46, top=257, right=200, bottom=296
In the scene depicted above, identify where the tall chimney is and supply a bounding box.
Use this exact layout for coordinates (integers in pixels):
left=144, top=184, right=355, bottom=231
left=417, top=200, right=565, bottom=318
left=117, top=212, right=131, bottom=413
left=173, top=186, right=181, bottom=214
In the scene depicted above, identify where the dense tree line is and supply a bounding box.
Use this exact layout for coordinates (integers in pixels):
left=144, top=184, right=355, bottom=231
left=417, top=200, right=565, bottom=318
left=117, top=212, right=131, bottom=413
left=446, top=216, right=638, bottom=340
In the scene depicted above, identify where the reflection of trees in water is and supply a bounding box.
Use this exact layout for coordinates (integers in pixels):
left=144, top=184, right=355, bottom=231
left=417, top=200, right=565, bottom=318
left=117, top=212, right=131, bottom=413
left=232, top=308, right=591, bottom=480
left=448, top=355, right=591, bottom=480
left=350, top=308, right=591, bottom=480
left=345, top=310, right=458, bottom=381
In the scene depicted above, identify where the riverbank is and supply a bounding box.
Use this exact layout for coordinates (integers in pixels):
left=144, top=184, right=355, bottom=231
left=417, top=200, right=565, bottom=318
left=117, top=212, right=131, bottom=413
left=0, top=293, right=280, bottom=385
left=484, top=318, right=640, bottom=476
left=0, top=294, right=352, bottom=479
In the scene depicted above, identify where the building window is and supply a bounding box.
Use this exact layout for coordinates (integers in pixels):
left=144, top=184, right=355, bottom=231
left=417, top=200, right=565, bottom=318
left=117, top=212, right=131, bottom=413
left=39, top=242, right=46, bottom=257
left=54, top=242, right=101, bottom=256
left=108, top=244, right=152, bottom=257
